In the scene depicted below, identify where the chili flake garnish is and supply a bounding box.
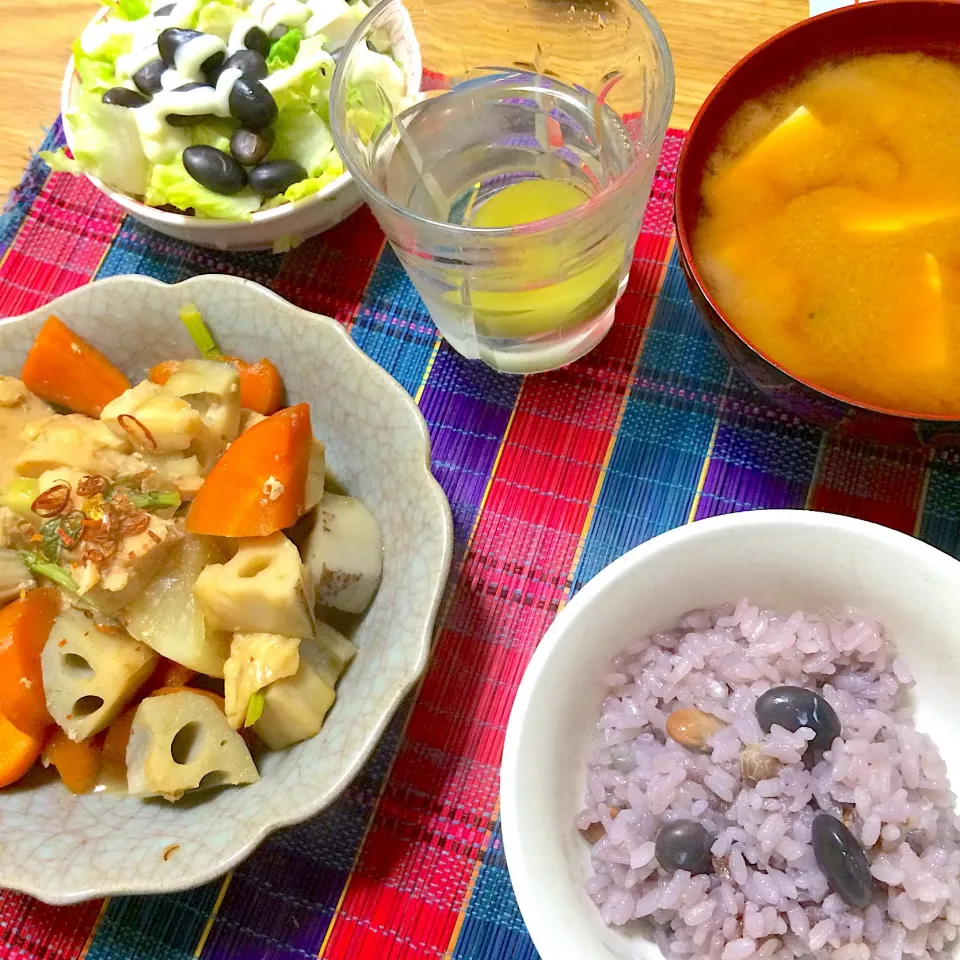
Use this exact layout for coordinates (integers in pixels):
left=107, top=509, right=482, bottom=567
left=116, top=414, right=157, bottom=451
left=31, top=482, right=71, bottom=518
left=119, top=512, right=151, bottom=537
left=77, top=475, right=108, bottom=498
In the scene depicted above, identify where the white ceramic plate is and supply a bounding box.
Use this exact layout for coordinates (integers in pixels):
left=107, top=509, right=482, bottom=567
left=60, top=4, right=422, bottom=252
left=501, top=510, right=960, bottom=960
left=0, top=274, right=452, bottom=904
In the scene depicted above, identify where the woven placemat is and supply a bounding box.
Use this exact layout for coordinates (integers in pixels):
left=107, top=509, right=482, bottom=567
left=0, top=120, right=957, bottom=960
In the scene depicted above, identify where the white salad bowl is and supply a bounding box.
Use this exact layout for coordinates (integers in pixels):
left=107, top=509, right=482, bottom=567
left=0, top=274, right=452, bottom=903
left=501, top=510, right=960, bottom=960
left=59, top=3, right=422, bottom=252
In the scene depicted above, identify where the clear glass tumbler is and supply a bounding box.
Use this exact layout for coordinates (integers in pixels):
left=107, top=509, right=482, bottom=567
left=331, top=0, right=674, bottom=373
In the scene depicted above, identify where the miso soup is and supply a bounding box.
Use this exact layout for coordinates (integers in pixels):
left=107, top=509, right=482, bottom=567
left=694, top=53, right=960, bottom=416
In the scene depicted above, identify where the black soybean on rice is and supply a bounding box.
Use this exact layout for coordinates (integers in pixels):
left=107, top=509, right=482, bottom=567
left=577, top=601, right=960, bottom=960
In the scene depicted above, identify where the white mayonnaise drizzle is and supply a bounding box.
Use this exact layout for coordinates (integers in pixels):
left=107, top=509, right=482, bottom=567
left=227, top=18, right=261, bottom=54
left=174, top=33, right=227, bottom=79
left=116, top=42, right=163, bottom=81
left=303, top=0, right=347, bottom=38
left=136, top=66, right=242, bottom=162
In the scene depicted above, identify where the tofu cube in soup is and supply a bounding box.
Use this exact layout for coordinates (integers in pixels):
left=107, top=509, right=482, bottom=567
left=42, top=609, right=157, bottom=741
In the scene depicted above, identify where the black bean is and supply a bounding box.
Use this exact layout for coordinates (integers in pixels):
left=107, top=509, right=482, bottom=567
left=182, top=145, right=248, bottom=195
left=164, top=82, right=217, bottom=126
left=755, top=685, right=841, bottom=752
left=153, top=3, right=175, bottom=14
left=102, top=87, right=150, bottom=108
left=268, top=24, right=289, bottom=41
left=655, top=820, right=714, bottom=876
left=248, top=159, right=307, bottom=198
left=244, top=26, right=271, bottom=57
left=230, top=127, right=275, bottom=167
left=201, top=50, right=226, bottom=84
left=133, top=58, right=166, bottom=95
left=812, top=814, right=873, bottom=908
left=228, top=76, right=278, bottom=129
left=157, top=27, right=202, bottom=67
left=220, top=49, right=268, bottom=81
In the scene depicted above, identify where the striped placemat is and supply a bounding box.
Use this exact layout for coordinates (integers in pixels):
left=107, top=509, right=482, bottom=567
left=0, top=119, right=956, bottom=960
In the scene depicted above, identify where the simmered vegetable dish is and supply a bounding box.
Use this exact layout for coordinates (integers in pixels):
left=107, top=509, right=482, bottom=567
left=0, top=307, right=382, bottom=801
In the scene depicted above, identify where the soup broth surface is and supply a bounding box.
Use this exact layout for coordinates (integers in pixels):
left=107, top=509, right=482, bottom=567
left=694, top=52, right=960, bottom=416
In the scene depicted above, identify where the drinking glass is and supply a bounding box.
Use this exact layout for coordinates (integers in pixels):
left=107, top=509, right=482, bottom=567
left=331, top=0, right=674, bottom=373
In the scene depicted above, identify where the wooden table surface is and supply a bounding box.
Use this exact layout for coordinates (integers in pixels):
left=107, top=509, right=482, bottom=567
left=0, top=0, right=806, bottom=197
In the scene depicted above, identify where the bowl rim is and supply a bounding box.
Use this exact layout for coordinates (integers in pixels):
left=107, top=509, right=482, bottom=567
left=0, top=273, right=454, bottom=904
left=500, top=508, right=960, bottom=959
left=674, top=0, right=960, bottom=424
left=59, top=3, right=420, bottom=231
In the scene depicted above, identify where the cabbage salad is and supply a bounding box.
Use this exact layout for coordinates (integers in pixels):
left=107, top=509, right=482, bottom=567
left=43, top=0, right=409, bottom=219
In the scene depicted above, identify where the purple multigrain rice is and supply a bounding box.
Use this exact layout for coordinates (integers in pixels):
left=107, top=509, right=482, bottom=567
left=578, top=601, right=960, bottom=959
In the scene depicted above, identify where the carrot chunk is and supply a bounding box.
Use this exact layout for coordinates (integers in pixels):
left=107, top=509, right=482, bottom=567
left=0, top=710, right=42, bottom=789
left=0, top=588, right=59, bottom=738
left=186, top=403, right=311, bottom=537
left=43, top=729, right=102, bottom=794
left=230, top=357, right=284, bottom=415
left=21, top=316, right=130, bottom=417
left=147, top=359, right=182, bottom=386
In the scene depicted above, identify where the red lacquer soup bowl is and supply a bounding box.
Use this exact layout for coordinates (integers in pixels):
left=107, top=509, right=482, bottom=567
left=675, top=0, right=960, bottom=446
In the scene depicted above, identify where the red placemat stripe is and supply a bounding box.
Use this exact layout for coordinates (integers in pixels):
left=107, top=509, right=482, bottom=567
left=807, top=435, right=932, bottom=534
left=0, top=894, right=101, bottom=960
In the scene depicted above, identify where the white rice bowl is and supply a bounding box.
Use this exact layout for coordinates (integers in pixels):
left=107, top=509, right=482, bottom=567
left=500, top=511, right=960, bottom=960
left=578, top=601, right=959, bottom=960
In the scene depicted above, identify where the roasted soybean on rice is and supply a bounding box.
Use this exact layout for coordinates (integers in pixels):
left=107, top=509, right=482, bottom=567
left=577, top=602, right=960, bottom=960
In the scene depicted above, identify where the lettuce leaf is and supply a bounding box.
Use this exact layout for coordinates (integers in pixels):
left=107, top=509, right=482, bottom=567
left=72, top=30, right=131, bottom=95
left=266, top=27, right=302, bottom=70
left=144, top=154, right=262, bottom=219
left=268, top=101, right=334, bottom=176
left=108, top=0, right=150, bottom=20
left=189, top=119, right=237, bottom=154
left=197, top=0, right=246, bottom=41
left=263, top=35, right=334, bottom=114
left=261, top=153, right=344, bottom=209
left=344, top=44, right=407, bottom=143
left=50, top=89, right=150, bottom=196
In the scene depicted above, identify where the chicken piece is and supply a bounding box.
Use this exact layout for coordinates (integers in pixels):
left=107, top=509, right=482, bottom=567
left=0, top=376, right=28, bottom=408
left=126, top=691, right=259, bottom=801
left=84, top=514, right=183, bottom=615
left=303, top=493, right=382, bottom=613
left=140, top=453, right=205, bottom=500
left=0, top=506, right=24, bottom=549
left=163, top=361, right=241, bottom=467
left=193, top=532, right=314, bottom=637
left=123, top=534, right=231, bottom=677
left=101, top=380, right=203, bottom=454
left=42, top=608, right=157, bottom=741
left=16, top=415, right=146, bottom=479
left=0, top=378, right=53, bottom=488
left=223, top=631, right=301, bottom=728
left=252, top=623, right=356, bottom=750
left=34, top=467, right=88, bottom=514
